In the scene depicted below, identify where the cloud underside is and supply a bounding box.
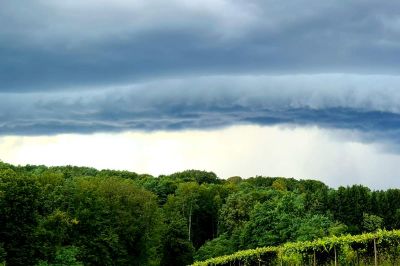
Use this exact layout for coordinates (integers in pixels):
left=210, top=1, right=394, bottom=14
left=2, top=105, right=400, bottom=138
left=0, top=75, right=399, bottom=146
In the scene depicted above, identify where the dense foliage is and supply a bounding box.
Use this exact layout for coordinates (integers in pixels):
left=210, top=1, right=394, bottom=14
left=1, top=161, right=400, bottom=265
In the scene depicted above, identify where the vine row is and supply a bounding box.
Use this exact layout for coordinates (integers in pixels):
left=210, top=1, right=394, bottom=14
left=192, top=230, right=400, bottom=265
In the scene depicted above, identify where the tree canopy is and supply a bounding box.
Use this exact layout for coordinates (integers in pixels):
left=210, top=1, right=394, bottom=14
left=0, top=162, right=398, bottom=265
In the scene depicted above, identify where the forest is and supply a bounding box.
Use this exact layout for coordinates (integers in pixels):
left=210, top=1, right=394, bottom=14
left=1, top=161, right=400, bottom=266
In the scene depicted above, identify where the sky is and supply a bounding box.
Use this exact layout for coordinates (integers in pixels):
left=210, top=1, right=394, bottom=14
left=1, top=0, right=400, bottom=189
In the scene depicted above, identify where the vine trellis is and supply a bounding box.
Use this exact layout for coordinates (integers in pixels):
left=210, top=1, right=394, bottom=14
left=192, top=230, right=400, bottom=266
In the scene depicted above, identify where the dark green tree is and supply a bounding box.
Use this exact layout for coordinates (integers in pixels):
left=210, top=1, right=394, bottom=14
left=0, top=170, right=40, bottom=266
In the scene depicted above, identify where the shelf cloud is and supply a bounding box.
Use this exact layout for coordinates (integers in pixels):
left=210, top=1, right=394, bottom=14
left=1, top=74, right=400, bottom=147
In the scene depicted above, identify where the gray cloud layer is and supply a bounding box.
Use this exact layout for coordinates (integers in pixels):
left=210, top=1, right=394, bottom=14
left=1, top=1, right=400, bottom=146
left=1, top=1, right=400, bottom=91
left=1, top=75, right=400, bottom=147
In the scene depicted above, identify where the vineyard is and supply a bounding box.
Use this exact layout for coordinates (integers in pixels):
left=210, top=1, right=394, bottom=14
left=192, top=230, right=400, bottom=266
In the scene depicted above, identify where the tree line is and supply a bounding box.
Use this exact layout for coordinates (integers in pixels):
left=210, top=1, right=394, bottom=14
left=1, top=161, right=399, bottom=265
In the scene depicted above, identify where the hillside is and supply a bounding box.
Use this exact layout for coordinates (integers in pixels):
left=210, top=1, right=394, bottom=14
left=1, top=161, right=400, bottom=265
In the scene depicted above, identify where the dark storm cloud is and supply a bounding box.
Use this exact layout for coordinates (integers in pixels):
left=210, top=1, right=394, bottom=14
left=1, top=75, right=400, bottom=147
left=1, top=0, right=400, bottom=91
left=1, top=1, right=400, bottom=145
